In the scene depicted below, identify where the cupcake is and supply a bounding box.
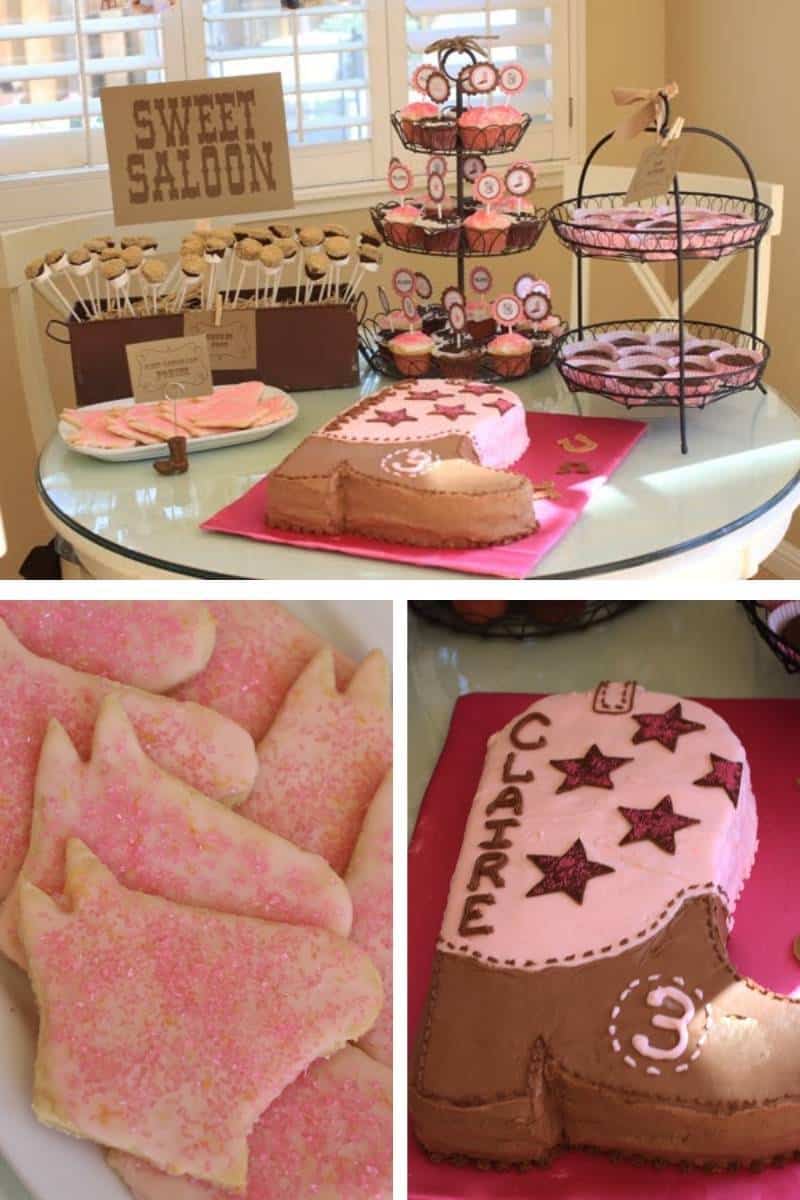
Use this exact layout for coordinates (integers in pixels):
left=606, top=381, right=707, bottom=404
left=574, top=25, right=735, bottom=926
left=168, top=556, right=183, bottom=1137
left=466, top=299, right=496, bottom=344
left=421, top=216, right=461, bottom=253
left=464, top=209, right=511, bottom=254
left=388, top=331, right=434, bottom=377
left=485, top=104, right=525, bottom=148
left=432, top=337, right=482, bottom=378
left=418, top=114, right=458, bottom=151
left=398, top=101, right=439, bottom=145
left=383, top=204, right=423, bottom=250
left=487, top=331, right=532, bottom=378
left=458, top=107, right=495, bottom=151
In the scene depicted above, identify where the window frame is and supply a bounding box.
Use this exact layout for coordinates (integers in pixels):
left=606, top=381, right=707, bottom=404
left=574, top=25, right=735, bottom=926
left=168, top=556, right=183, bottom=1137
left=0, top=0, right=585, bottom=229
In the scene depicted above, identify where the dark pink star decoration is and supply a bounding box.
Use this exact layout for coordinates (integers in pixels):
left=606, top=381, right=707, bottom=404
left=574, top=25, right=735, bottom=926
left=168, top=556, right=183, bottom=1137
left=618, top=795, right=700, bottom=855
left=550, top=743, right=633, bottom=794
left=461, top=382, right=502, bottom=396
left=366, top=408, right=418, bottom=428
left=429, top=402, right=470, bottom=421
left=693, top=753, right=743, bottom=807
left=405, top=387, right=452, bottom=403
left=483, top=397, right=515, bottom=415
left=526, top=838, right=615, bottom=904
left=632, top=703, right=706, bottom=752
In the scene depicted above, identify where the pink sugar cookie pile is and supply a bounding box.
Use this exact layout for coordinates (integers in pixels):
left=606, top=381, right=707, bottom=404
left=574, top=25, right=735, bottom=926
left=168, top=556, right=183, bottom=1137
left=0, top=601, right=393, bottom=1199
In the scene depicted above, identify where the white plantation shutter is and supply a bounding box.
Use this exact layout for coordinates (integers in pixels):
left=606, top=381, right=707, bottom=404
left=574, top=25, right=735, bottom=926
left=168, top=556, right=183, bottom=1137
left=398, top=0, right=572, bottom=164
left=0, top=0, right=183, bottom=176
left=183, top=0, right=392, bottom=190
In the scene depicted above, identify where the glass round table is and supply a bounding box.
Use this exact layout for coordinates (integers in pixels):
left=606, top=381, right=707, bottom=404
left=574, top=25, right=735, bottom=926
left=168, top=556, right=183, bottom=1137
left=37, top=369, right=800, bottom=580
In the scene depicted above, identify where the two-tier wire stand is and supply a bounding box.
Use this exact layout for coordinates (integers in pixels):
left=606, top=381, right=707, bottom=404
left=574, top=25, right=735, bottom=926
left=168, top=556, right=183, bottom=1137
left=358, top=41, right=554, bottom=383
left=549, top=96, right=772, bottom=453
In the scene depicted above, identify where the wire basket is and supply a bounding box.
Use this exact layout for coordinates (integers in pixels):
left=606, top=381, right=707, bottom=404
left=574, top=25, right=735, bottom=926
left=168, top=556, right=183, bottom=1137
left=370, top=201, right=548, bottom=257
left=555, top=319, right=770, bottom=409
left=741, top=602, right=800, bottom=674
left=358, top=318, right=561, bottom=382
left=410, top=600, right=639, bottom=639
left=391, top=110, right=532, bottom=156
left=550, top=191, right=772, bottom=263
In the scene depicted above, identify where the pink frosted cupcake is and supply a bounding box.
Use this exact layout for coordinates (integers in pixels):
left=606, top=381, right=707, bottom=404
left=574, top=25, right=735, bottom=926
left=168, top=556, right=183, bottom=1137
left=383, top=204, right=423, bottom=250
left=388, top=331, right=434, bottom=377
left=485, top=104, right=525, bottom=149
left=398, top=101, right=439, bottom=144
left=464, top=209, right=511, bottom=254
left=487, top=331, right=532, bottom=378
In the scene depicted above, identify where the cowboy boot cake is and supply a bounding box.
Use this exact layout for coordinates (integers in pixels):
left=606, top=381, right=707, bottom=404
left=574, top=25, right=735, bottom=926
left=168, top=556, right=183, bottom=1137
left=266, top=378, right=536, bottom=547
left=411, top=682, right=800, bottom=1168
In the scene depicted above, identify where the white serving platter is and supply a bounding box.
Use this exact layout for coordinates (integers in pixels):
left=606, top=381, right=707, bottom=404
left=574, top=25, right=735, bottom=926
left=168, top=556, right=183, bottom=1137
left=58, top=384, right=298, bottom=463
left=0, top=602, right=392, bottom=1200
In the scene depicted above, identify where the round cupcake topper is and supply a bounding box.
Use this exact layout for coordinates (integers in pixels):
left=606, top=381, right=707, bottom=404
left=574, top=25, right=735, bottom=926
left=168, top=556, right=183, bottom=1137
left=392, top=267, right=416, bottom=296
left=387, top=159, right=413, bottom=195
left=523, top=291, right=552, bottom=322
left=402, top=295, right=418, bottom=323
left=493, top=293, right=522, bottom=332
left=505, top=161, right=535, bottom=197
left=514, top=273, right=538, bottom=300
left=411, top=64, right=435, bottom=95
left=414, top=271, right=433, bottom=301
left=467, top=61, right=498, bottom=94
left=473, top=170, right=504, bottom=206
left=462, top=154, right=486, bottom=183
left=469, top=265, right=493, bottom=294
left=427, top=171, right=446, bottom=205
left=442, top=286, right=464, bottom=311
left=425, top=70, right=451, bottom=105
left=448, top=301, right=467, bottom=333
left=426, top=154, right=447, bottom=177
left=498, top=62, right=528, bottom=95
left=377, top=285, right=391, bottom=314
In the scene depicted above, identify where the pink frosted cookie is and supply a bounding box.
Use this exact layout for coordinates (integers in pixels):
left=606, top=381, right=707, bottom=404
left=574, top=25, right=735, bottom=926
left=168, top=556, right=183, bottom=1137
left=107, top=1047, right=392, bottom=1200
left=0, top=619, right=257, bottom=901
left=0, top=696, right=351, bottom=967
left=170, top=602, right=355, bottom=743
left=0, top=601, right=215, bottom=693
left=240, top=648, right=392, bottom=875
left=346, top=770, right=393, bottom=1068
left=20, top=841, right=382, bottom=1191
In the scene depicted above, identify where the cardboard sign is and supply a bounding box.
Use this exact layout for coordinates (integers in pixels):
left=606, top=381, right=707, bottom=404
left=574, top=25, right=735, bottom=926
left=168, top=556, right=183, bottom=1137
left=183, top=309, right=256, bottom=371
left=125, top=333, right=213, bottom=405
left=101, top=74, right=294, bottom=224
left=625, top=138, right=681, bottom=204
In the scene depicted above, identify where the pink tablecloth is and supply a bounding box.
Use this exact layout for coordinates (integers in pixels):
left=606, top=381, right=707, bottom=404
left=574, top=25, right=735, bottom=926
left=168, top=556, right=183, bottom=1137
left=202, top=412, right=646, bottom=579
left=409, top=694, right=800, bottom=1199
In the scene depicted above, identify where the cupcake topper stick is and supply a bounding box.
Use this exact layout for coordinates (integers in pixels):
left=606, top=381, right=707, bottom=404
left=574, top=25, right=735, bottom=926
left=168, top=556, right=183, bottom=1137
left=427, top=170, right=446, bottom=221
left=69, top=253, right=99, bottom=318
left=505, top=162, right=535, bottom=216
left=448, top=299, right=466, bottom=351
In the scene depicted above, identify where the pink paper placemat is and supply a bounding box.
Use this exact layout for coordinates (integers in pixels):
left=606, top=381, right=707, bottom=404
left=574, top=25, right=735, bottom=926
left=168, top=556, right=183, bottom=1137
left=409, top=693, right=800, bottom=1199
left=202, top=412, right=646, bottom=579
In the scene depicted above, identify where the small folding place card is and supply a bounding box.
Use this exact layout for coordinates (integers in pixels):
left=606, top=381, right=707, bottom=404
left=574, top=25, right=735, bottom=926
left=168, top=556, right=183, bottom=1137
left=125, top=334, right=213, bottom=405
left=183, top=308, right=257, bottom=371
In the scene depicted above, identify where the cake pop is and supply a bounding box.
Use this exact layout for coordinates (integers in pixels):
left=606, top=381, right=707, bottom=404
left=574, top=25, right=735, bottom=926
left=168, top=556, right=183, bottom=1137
left=295, top=226, right=325, bottom=303
left=203, top=236, right=227, bottom=309
left=344, top=244, right=381, bottom=303
left=67, top=247, right=98, bottom=318
left=258, top=243, right=284, bottom=306
left=46, top=248, right=85, bottom=318
left=304, top=252, right=329, bottom=305
left=100, top=258, right=133, bottom=316
left=25, top=258, right=71, bottom=318
left=323, top=235, right=352, bottom=301
left=231, top=237, right=261, bottom=307
left=172, top=254, right=204, bottom=313
left=141, top=258, right=168, bottom=315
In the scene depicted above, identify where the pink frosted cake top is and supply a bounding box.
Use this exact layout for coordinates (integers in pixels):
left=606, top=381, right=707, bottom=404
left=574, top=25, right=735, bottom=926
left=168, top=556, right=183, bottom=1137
left=319, top=378, right=529, bottom=470
left=439, top=683, right=757, bottom=972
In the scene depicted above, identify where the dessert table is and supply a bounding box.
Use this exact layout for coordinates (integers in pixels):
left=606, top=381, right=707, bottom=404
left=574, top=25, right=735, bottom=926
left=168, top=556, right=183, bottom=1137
left=37, top=370, right=800, bottom=580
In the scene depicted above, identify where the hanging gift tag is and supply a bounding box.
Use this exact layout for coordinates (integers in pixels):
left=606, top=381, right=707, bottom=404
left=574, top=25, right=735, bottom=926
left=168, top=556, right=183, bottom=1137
left=427, top=154, right=447, bottom=177
left=392, top=267, right=416, bottom=296
left=387, top=160, right=414, bottom=195
left=523, top=291, right=552, bottom=321
left=467, top=61, right=498, bottom=94
left=473, top=171, right=504, bottom=206
left=427, top=172, right=446, bottom=205
left=442, top=286, right=464, bottom=311
left=624, top=137, right=681, bottom=204
left=470, top=265, right=493, bottom=294
left=462, top=154, right=486, bottom=183
left=402, top=295, right=418, bottom=323
left=412, top=64, right=435, bottom=95
left=498, top=62, right=528, bottom=95
left=426, top=70, right=451, bottom=105
left=414, top=271, right=433, bottom=301
left=377, top=285, right=391, bottom=315
left=493, top=293, right=522, bottom=333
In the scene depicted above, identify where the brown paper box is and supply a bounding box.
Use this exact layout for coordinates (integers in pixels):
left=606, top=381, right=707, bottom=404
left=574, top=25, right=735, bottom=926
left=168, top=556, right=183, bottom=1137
left=101, top=74, right=294, bottom=225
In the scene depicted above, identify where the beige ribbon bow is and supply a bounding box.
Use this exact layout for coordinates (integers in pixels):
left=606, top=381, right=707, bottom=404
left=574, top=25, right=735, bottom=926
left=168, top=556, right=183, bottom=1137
left=612, top=82, right=679, bottom=141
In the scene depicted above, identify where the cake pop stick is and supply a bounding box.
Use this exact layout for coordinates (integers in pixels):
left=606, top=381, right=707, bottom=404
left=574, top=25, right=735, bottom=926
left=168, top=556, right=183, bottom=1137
left=120, top=246, right=143, bottom=314
left=45, top=248, right=85, bottom=319
left=272, top=238, right=297, bottom=305
left=100, top=258, right=128, bottom=316
left=172, top=254, right=204, bottom=313
left=25, top=259, right=72, bottom=318
left=203, top=237, right=226, bottom=309
left=231, top=237, right=261, bottom=307
left=67, top=248, right=99, bottom=318
left=344, top=245, right=381, bottom=303
left=141, top=258, right=168, bottom=315
left=83, top=239, right=107, bottom=315
left=258, top=243, right=284, bottom=307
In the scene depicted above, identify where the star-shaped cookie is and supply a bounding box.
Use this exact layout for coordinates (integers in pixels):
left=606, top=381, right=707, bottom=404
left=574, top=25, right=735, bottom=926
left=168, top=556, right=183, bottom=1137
left=0, top=696, right=351, bottom=967
left=618, top=795, right=700, bottom=854
left=632, top=703, right=705, bottom=752
left=20, top=841, right=382, bottom=1191
left=240, top=648, right=392, bottom=874
left=526, top=838, right=614, bottom=904
left=549, top=744, right=633, bottom=794
left=0, top=619, right=257, bottom=902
